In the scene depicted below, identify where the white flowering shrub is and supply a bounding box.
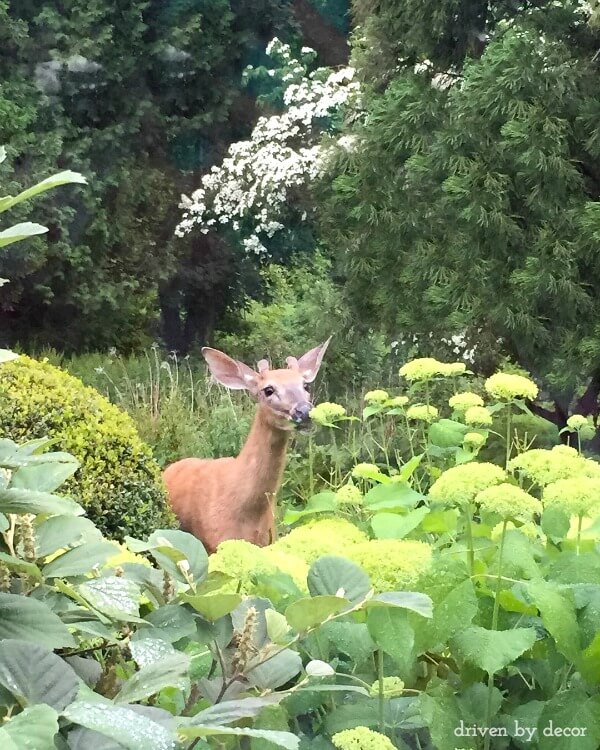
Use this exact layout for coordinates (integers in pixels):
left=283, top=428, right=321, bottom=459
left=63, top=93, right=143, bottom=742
left=176, top=39, right=361, bottom=256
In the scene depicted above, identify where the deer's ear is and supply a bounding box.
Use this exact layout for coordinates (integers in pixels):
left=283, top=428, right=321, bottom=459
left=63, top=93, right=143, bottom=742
left=296, top=337, right=331, bottom=383
left=202, top=348, right=259, bottom=391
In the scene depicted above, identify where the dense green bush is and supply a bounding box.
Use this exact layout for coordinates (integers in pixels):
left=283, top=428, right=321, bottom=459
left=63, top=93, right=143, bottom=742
left=0, top=355, right=173, bottom=538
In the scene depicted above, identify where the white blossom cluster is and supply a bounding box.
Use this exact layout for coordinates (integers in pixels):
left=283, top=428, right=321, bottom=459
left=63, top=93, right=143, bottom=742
left=175, top=38, right=361, bottom=256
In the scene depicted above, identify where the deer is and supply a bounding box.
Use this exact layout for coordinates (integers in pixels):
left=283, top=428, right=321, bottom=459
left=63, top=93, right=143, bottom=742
left=163, top=339, right=331, bottom=553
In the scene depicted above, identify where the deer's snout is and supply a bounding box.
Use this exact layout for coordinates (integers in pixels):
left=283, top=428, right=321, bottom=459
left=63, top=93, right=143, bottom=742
left=291, top=402, right=312, bottom=424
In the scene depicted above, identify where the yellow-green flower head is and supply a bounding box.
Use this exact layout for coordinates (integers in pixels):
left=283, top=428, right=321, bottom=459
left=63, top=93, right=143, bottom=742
left=309, top=402, right=347, bottom=425
left=509, top=445, right=600, bottom=487
left=485, top=373, right=538, bottom=401
left=441, top=362, right=467, bottom=376
left=491, top=521, right=539, bottom=541
left=567, top=414, right=589, bottom=431
left=105, top=542, right=151, bottom=569
left=332, top=727, right=395, bottom=750
left=463, top=431, right=486, bottom=448
left=387, top=395, right=409, bottom=408
left=364, top=389, right=389, bottom=404
left=399, top=357, right=447, bottom=382
left=429, top=462, right=506, bottom=507
left=476, top=483, right=542, bottom=522
left=544, top=477, right=600, bottom=518
left=464, top=406, right=493, bottom=426
left=368, top=676, right=405, bottom=697
left=335, top=484, right=363, bottom=506
left=352, top=462, right=380, bottom=480
left=262, top=547, right=309, bottom=590
left=449, top=392, right=484, bottom=411
left=347, top=540, right=432, bottom=592
left=406, top=404, right=439, bottom=422
left=272, top=518, right=368, bottom=564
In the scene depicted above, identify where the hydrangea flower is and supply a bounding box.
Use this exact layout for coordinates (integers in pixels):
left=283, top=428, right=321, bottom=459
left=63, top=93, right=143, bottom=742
left=368, top=676, right=405, bottom=697
left=332, top=727, right=395, bottom=750
left=449, top=392, right=484, bottom=411
left=406, top=404, right=439, bottom=422
left=543, top=477, right=600, bottom=518
left=352, top=463, right=382, bottom=480
left=463, top=431, right=486, bottom=448
left=442, top=362, right=467, bottom=376
left=464, top=406, right=493, bottom=426
left=429, top=463, right=506, bottom=507
left=272, top=518, right=368, bottom=564
left=347, top=539, right=432, bottom=592
left=310, top=401, right=347, bottom=425
left=387, top=395, right=409, bottom=408
left=509, top=445, right=600, bottom=487
left=485, top=373, right=538, bottom=401
left=475, top=483, right=542, bottom=522
left=399, top=357, right=447, bottom=381
left=566, top=414, right=596, bottom=440
left=335, top=484, right=363, bottom=505
left=364, top=389, right=389, bottom=404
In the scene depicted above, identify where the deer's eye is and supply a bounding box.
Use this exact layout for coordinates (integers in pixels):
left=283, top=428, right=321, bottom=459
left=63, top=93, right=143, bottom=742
left=263, top=386, right=275, bottom=397
left=303, top=382, right=310, bottom=393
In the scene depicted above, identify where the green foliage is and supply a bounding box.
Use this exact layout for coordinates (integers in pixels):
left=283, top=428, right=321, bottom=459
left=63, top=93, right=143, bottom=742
left=0, top=355, right=172, bottom=538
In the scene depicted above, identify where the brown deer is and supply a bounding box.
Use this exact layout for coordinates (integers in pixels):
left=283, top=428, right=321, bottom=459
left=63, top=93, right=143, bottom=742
left=163, top=339, right=330, bottom=553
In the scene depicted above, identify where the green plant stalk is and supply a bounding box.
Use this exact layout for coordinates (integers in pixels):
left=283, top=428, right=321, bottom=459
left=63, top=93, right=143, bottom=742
left=463, top=504, right=475, bottom=576
left=377, top=647, right=385, bottom=734
left=505, top=403, right=512, bottom=469
left=484, top=518, right=507, bottom=750
left=576, top=513, right=583, bottom=555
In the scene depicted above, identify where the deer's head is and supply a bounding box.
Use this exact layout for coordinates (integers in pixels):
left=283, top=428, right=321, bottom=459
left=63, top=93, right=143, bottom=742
left=201, top=339, right=331, bottom=431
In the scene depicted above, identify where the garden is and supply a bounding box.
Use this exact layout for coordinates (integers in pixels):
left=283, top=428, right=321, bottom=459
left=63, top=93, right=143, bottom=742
left=2, top=2, right=600, bottom=749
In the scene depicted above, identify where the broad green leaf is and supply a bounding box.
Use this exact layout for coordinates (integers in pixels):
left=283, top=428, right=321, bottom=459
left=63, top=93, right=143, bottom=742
left=420, top=692, right=475, bottom=750
left=371, top=507, right=429, bottom=539
left=189, top=695, right=286, bottom=726
left=525, top=580, right=580, bottom=662
left=116, top=653, right=190, bottom=704
left=452, top=626, right=537, bottom=674
left=364, top=592, right=433, bottom=618
left=11, top=453, right=79, bottom=492
left=78, top=576, right=142, bottom=621
left=307, top=555, right=371, bottom=604
left=35, top=515, right=103, bottom=558
left=178, top=725, right=299, bottom=750
left=0, top=640, right=79, bottom=711
left=537, top=690, right=600, bottom=749
left=542, top=507, right=570, bottom=541
left=285, top=595, right=350, bottom=631
left=179, top=593, right=241, bottom=621
left=265, top=609, right=291, bottom=644
left=397, top=454, right=424, bottom=482
left=43, top=541, right=117, bottom=577
left=367, top=607, right=414, bottom=671
left=321, top=621, right=376, bottom=667
left=421, top=509, right=458, bottom=533
left=0, top=222, right=47, bottom=248
left=247, top=648, right=302, bottom=689
left=363, top=482, right=425, bottom=511
left=0, top=170, right=86, bottom=213
left=129, top=638, right=176, bottom=668
left=135, top=604, right=198, bottom=643
left=428, top=418, right=469, bottom=448
left=63, top=701, right=177, bottom=750
left=0, top=487, right=84, bottom=516
left=0, top=592, right=75, bottom=648
left=126, top=529, right=208, bottom=585
left=417, top=578, right=478, bottom=651
left=580, top=632, right=600, bottom=683
left=498, top=589, right=537, bottom=616
left=0, top=704, right=58, bottom=749
left=0, top=551, right=42, bottom=581
left=283, top=492, right=336, bottom=523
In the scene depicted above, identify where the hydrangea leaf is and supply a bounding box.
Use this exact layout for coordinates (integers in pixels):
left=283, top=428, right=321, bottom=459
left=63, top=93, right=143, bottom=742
left=452, top=626, right=537, bottom=674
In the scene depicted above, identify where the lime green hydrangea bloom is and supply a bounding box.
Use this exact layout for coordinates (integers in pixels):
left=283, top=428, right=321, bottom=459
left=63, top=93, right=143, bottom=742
left=335, top=484, right=363, bottom=505
left=272, top=518, right=368, bottom=564
left=209, top=539, right=308, bottom=593
left=464, top=431, right=486, bottom=448
left=544, top=477, right=600, bottom=518
left=464, top=406, right=493, bottom=426
left=566, top=414, right=596, bottom=440
left=406, top=404, right=439, bottom=422
left=399, top=357, right=447, bottom=382
left=364, top=389, right=389, bottom=404
left=491, top=520, right=540, bottom=541
left=429, top=462, right=506, bottom=507
left=449, top=392, right=484, bottom=411
left=309, top=402, right=347, bottom=425
left=352, top=462, right=381, bottom=480
left=368, top=676, right=405, bottom=697
left=485, top=372, right=538, bottom=401
left=387, top=395, right=409, bottom=408
left=105, top=542, right=151, bottom=569
left=442, top=362, right=467, bottom=376
left=332, top=727, right=395, bottom=750
left=347, top=539, right=432, bottom=592
left=509, top=445, right=600, bottom=487
left=476, top=483, right=542, bottom=522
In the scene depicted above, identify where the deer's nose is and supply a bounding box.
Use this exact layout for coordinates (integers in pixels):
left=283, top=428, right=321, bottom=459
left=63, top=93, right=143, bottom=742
left=292, top=402, right=312, bottom=424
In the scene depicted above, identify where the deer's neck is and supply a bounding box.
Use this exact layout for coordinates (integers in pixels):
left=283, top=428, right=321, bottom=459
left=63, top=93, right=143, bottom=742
left=235, top=404, right=290, bottom=511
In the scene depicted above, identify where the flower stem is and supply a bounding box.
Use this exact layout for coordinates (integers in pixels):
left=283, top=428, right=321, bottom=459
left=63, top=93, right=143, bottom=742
left=576, top=513, right=583, bottom=556
left=505, top=404, right=513, bottom=469
left=377, top=648, right=385, bottom=734
left=484, top=519, right=507, bottom=750
left=463, top=504, right=475, bottom=577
